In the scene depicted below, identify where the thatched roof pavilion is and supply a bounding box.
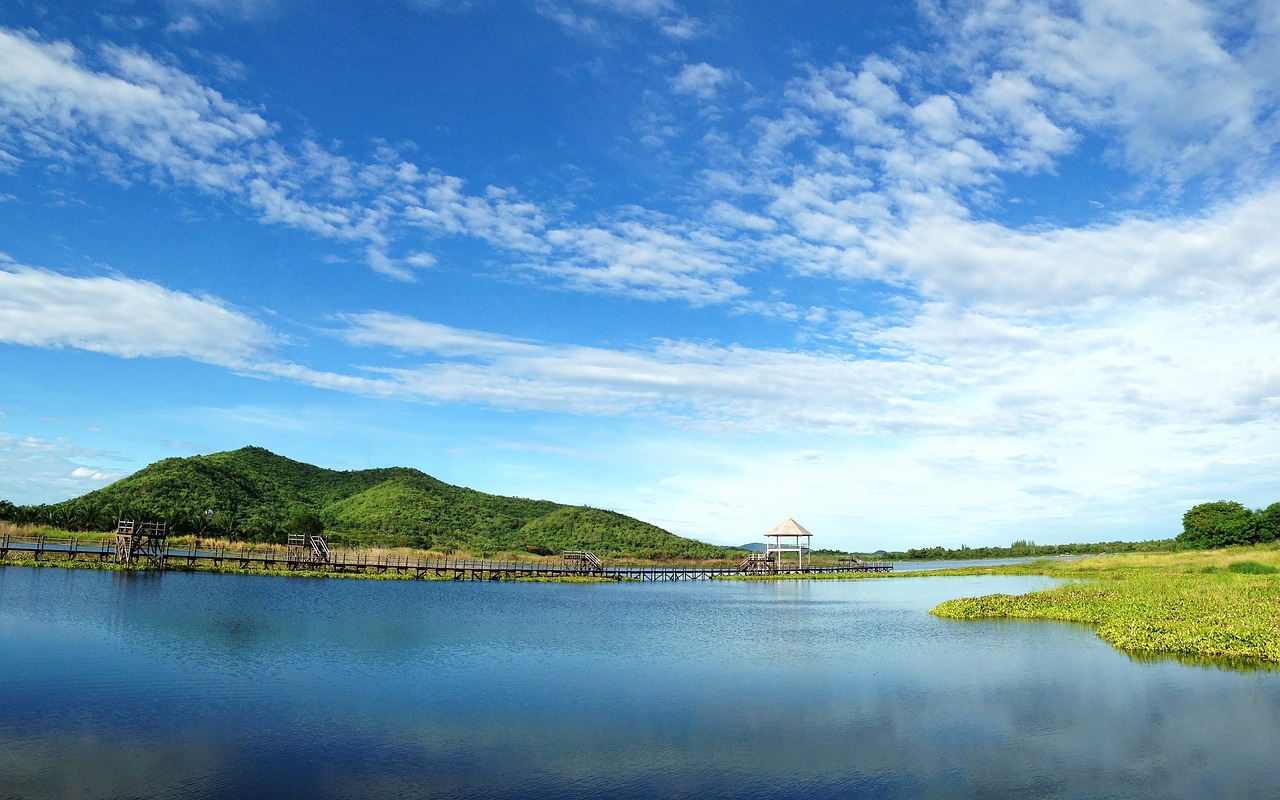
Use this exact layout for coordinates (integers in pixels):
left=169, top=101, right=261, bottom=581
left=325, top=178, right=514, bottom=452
left=763, top=517, right=812, bottom=569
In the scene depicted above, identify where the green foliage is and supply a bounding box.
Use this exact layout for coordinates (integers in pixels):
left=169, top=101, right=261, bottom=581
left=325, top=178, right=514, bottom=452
left=1179, top=501, right=1263, bottom=549
left=287, top=509, right=324, bottom=539
left=1253, top=502, right=1280, bottom=543
left=1225, top=560, right=1277, bottom=575
left=17, top=446, right=717, bottom=560
left=513, top=507, right=728, bottom=560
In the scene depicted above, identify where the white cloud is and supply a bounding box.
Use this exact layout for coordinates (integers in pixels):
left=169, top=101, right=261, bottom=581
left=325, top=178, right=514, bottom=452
left=537, top=0, right=701, bottom=41
left=404, top=174, right=550, bottom=253
left=0, top=264, right=276, bottom=365
left=541, top=218, right=748, bottom=304
left=163, top=0, right=282, bottom=23
left=931, top=0, right=1280, bottom=186
left=584, top=0, right=675, bottom=14
left=335, top=312, right=542, bottom=358
left=0, top=30, right=271, bottom=183
left=696, top=1, right=1280, bottom=325
left=165, top=15, right=204, bottom=35
left=672, top=63, right=728, bottom=101
left=0, top=28, right=745, bottom=305
left=0, top=433, right=128, bottom=505
left=872, top=187, right=1280, bottom=311
left=0, top=29, right=526, bottom=283
left=70, top=466, right=124, bottom=482
left=706, top=201, right=776, bottom=233
left=330, top=310, right=950, bottom=426
left=660, top=15, right=701, bottom=40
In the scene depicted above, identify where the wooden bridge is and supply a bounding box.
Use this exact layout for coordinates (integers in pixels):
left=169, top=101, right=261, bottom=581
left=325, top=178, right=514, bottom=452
left=0, top=532, right=893, bottom=581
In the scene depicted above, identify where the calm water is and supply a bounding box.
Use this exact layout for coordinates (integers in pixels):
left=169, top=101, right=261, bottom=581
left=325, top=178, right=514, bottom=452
left=2, top=568, right=1278, bottom=799
left=891, top=557, right=1049, bottom=572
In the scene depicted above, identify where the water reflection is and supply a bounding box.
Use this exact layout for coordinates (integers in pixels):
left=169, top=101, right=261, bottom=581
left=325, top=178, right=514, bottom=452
left=1121, top=648, right=1280, bottom=673
left=2, top=568, right=1278, bottom=799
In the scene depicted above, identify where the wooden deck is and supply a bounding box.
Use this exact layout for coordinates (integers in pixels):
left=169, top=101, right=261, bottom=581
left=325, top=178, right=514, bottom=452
left=0, top=533, right=893, bottom=581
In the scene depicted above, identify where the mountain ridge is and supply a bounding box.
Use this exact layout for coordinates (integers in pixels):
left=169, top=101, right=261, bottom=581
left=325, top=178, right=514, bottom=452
left=20, top=446, right=734, bottom=559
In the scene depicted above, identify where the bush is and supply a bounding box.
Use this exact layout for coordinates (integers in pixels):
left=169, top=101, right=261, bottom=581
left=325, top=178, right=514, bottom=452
left=287, top=509, right=324, bottom=539
left=1227, top=561, right=1277, bottom=575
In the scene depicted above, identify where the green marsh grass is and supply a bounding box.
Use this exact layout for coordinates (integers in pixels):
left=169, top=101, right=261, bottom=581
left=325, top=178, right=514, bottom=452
left=931, top=544, right=1280, bottom=665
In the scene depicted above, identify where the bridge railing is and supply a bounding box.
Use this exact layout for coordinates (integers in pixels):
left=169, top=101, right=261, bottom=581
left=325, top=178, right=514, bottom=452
left=1, top=534, right=893, bottom=577
left=562, top=550, right=603, bottom=572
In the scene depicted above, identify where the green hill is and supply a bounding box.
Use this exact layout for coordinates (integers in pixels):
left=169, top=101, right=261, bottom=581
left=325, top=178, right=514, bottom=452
left=11, top=446, right=728, bottom=559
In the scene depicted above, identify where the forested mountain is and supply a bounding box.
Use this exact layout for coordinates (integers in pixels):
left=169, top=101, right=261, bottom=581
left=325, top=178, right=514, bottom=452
left=3, top=446, right=730, bottom=559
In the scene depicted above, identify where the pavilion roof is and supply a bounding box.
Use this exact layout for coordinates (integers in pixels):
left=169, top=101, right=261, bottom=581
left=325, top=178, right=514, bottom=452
left=763, top=517, right=812, bottom=538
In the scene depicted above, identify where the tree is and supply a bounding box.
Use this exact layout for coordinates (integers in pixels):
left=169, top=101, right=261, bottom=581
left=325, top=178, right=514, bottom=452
left=1178, top=501, right=1256, bottom=548
left=286, top=509, right=324, bottom=540
left=1253, top=502, right=1280, bottom=544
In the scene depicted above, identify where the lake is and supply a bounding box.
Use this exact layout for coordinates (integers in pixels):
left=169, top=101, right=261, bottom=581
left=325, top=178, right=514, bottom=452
left=2, top=567, right=1278, bottom=799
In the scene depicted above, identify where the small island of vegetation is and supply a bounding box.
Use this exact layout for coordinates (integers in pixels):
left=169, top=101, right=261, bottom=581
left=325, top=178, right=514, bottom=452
left=930, top=500, right=1280, bottom=666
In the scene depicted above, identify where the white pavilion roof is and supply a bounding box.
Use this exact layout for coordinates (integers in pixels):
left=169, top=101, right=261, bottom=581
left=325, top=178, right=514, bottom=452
left=763, top=517, right=812, bottom=538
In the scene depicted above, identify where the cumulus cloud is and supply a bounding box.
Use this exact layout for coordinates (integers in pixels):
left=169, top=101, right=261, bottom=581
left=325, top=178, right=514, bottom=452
left=689, top=0, right=1280, bottom=328
left=672, top=63, right=728, bottom=101
left=931, top=0, right=1280, bottom=187
left=70, top=466, right=124, bottom=482
left=871, top=188, right=1280, bottom=311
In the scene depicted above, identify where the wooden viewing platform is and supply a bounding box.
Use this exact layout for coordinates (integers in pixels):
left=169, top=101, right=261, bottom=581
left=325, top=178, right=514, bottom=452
left=0, top=533, right=893, bottom=581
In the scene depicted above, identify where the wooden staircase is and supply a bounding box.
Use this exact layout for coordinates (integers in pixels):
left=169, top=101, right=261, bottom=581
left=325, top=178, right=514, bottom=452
left=738, top=553, right=774, bottom=574
left=562, top=550, right=603, bottom=573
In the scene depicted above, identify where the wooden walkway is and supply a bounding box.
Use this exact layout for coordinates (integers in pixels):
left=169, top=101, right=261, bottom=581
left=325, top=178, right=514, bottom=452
left=0, top=534, right=893, bottom=581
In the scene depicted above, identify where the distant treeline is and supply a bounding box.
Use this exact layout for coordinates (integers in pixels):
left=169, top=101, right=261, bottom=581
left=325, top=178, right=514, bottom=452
left=1177, top=501, right=1280, bottom=549
left=871, top=538, right=1175, bottom=561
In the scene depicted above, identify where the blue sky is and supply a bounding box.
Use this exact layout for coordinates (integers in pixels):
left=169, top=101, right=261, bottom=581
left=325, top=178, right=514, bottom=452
left=2, top=0, right=1279, bottom=551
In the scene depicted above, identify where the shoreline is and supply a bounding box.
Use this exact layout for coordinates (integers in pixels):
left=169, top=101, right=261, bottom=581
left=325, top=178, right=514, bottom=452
left=0, top=553, right=628, bottom=583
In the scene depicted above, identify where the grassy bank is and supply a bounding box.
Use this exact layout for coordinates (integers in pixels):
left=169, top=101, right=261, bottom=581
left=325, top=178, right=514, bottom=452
left=930, top=545, right=1280, bottom=665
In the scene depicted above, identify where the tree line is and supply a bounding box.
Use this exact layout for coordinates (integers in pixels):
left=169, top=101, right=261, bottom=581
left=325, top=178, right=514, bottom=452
left=887, top=538, right=1174, bottom=561
left=0, top=496, right=324, bottom=544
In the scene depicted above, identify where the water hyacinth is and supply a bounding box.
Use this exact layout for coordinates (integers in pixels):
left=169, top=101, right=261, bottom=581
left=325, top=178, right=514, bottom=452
left=932, top=547, right=1280, bottom=665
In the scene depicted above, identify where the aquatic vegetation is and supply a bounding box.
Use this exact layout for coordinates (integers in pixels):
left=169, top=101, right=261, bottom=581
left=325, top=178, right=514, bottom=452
left=932, top=545, right=1280, bottom=664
